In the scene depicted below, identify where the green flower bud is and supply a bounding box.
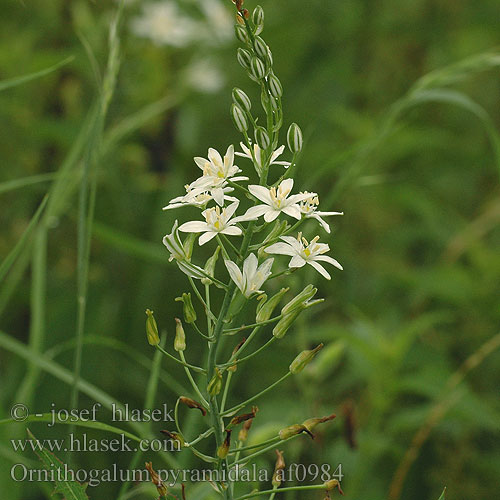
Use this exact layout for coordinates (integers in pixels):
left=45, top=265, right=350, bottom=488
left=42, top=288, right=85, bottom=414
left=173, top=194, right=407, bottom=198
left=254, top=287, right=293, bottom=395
left=278, top=424, right=313, bottom=440
left=287, top=122, right=303, bottom=154
left=231, top=103, right=249, bottom=133
left=232, top=88, right=252, bottom=112
left=272, top=309, right=300, bottom=339
left=254, top=126, right=270, bottom=150
left=268, top=73, right=283, bottom=98
left=253, top=36, right=268, bottom=60
left=145, top=309, right=160, bottom=346
left=237, top=48, right=252, bottom=69
left=235, top=25, right=249, bottom=44
left=289, top=343, right=324, bottom=374
left=183, top=232, right=196, bottom=261
left=256, top=287, right=289, bottom=323
left=175, top=292, right=197, bottom=324
left=202, top=246, right=221, bottom=286
left=252, top=5, right=264, bottom=34
left=250, top=56, right=266, bottom=80
left=207, top=367, right=223, bottom=396
left=174, top=318, right=186, bottom=352
left=217, top=430, right=232, bottom=459
left=281, top=284, right=317, bottom=315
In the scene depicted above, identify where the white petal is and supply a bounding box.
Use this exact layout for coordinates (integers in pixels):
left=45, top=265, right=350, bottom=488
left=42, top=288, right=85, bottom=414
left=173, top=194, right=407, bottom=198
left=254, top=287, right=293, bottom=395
left=289, top=255, right=306, bottom=268
left=233, top=205, right=269, bottom=222
left=311, top=214, right=331, bottom=233
left=308, top=260, right=331, bottom=280
left=279, top=178, right=294, bottom=194
left=221, top=226, right=242, bottom=236
left=280, top=235, right=303, bottom=252
left=270, top=145, right=285, bottom=163
left=225, top=144, right=234, bottom=168
left=224, top=201, right=240, bottom=220
left=248, top=185, right=273, bottom=205
left=178, top=221, right=209, bottom=233
left=243, top=253, right=258, bottom=280
left=194, top=156, right=208, bottom=170
left=199, top=231, right=217, bottom=246
left=208, top=147, right=223, bottom=167
left=316, top=211, right=344, bottom=216
left=265, top=242, right=296, bottom=256
left=225, top=260, right=244, bottom=292
left=263, top=210, right=280, bottom=222
left=314, top=255, right=343, bottom=270
left=282, top=205, right=302, bottom=220
left=212, top=187, right=225, bottom=206
left=288, top=192, right=315, bottom=204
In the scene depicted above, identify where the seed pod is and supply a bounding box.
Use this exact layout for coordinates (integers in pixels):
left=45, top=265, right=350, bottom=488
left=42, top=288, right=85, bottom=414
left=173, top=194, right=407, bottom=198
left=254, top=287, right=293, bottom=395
left=235, top=25, right=249, bottom=44
left=256, top=287, right=289, bottom=323
left=252, top=5, right=264, bottom=34
left=272, top=450, right=285, bottom=488
left=287, top=122, right=303, bottom=154
left=281, top=284, right=317, bottom=315
left=278, top=424, right=314, bottom=440
left=253, top=36, right=268, bottom=60
left=303, top=413, right=336, bottom=433
left=207, top=367, right=223, bottom=396
left=227, top=406, right=258, bottom=430
left=145, top=462, right=168, bottom=497
left=145, top=309, right=160, bottom=346
left=160, top=430, right=185, bottom=450
left=179, top=396, right=207, bottom=416
left=175, top=292, right=197, bottom=324
left=238, top=417, right=254, bottom=442
left=232, top=88, right=252, bottom=112
left=231, top=103, right=249, bottom=133
left=254, top=126, right=270, bottom=150
left=272, top=310, right=300, bottom=339
left=268, top=73, right=283, bottom=99
left=237, top=48, right=252, bottom=69
left=289, top=344, right=324, bottom=374
left=217, top=430, right=232, bottom=459
left=250, top=56, right=266, bottom=80
left=174, top=318, right=186, bottom=352
left=202, top=245, right=221, bottom=286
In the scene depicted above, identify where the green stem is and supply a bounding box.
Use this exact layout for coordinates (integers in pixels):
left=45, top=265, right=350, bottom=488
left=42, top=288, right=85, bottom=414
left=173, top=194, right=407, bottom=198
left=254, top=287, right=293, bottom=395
left=156, top=345, right=206, bottom=373
left=220, top=370, right=233, bottom=413
left=223, top=316, right=281, bottom=335
left=189, top=277, right=218, bottom=322
left=231, top=435, right=296, bottom=467
left=220, top=337, right=276, bottom=370
left=228, top=436, right=280, bottom=454
left=179, top=351, right=209, bottom=407
left=234, top=485, right=327, bottom=500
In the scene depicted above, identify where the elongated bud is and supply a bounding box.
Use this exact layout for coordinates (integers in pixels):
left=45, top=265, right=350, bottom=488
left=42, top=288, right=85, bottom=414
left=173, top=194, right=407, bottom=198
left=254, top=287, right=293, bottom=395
left=303, top=413, right=336, bottom=433
left=217, top=430, right=232, bottom=459
left=202, top=246, right=221, bottom=286
left=239, top=417, right=254, bottom=442
left=160, top=430, right=185, bottom=450
left=290, top=344, right=324, bottom=374
left=281, top=284, right=317, bottom=315
left=145, top=462, right=168, bottom=497
left=231, top=104, right=249, bottom=133
left=145, top=309, right=160, bottom=346
left=253, top=36, right=268, bottom=59
left=256, top=287, right=289, bottom=323
left=227, top=406, right=258, bottom=430
left=179, top=396, right=207, bottom=416
left=174, top=318, right=186, bottom=352
left=324, top=479, right=344, bottom=495
left=272, top=450, right=285, bottom=487
left=278, top=423, right=314, bottom=440
left=252, top=5, right=264, bottom=34
left=268, top=73, right=283, bottom=98
left=237, top=48, right=252, bottom=69
left=287, top=122, right=303, bottom=154
left=235, top=25, right=248, bottom=44
left=207, top=367, right=223, bottom=396
left=255, top=126, right=270, bottom=150
left=232, top=88, right=252, bottom=112
left=250, top=56, right=266, bottom=80
left=272, top=310, right=300, bottom=339
left=228, top=337, right=246, bottom=373
left=175, top=292, right=197, bottom=324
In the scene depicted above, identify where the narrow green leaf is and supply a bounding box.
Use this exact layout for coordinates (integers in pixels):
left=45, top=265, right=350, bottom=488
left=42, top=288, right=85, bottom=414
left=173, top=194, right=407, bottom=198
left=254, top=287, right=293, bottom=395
left=437, top=487, right=447, bottom=500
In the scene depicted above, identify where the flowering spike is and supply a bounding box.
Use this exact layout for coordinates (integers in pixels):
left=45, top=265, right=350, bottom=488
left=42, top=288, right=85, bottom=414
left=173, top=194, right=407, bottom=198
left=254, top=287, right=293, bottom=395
left=289, top=344, right=324, bottom=374
left=145, top=309, right=160, bottom=346
left=174, top=318, right=186, bottom=352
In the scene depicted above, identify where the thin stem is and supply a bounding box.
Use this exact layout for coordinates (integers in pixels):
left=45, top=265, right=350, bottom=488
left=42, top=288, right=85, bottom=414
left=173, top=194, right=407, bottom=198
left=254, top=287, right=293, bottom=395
left=234, top=485, right=326, bottom=500
left=179, top=351, right=209, bottom=407
left=220, top=370, right=233, bottom=413
left=220, top=337, right=276, bottom=370
left=192, top=321, right=214, bottom=341
left=223, top=316, right=282, bottom=335
left=231, top=435, right=296, bottom=467
left=222, top=372, right=292, bottom=416
left=156, top=345, right=206, bottom=373
left=189, top=277, right=217, bottom=322
left=228, top=436, right=280, bottom=454
left=205, top=284, right=213, bottom=337
left=186, top=427, right=215, bottom=447
left=221, top=234, right=243, bottom=259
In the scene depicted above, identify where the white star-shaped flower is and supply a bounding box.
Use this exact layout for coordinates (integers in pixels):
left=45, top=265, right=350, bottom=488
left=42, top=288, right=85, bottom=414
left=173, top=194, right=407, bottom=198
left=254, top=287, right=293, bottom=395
left=190, top=145, right=248, bottom=206
left=163, top=185, right=237, bottom=211
left=298, top=192, right=343, bottom=233
left=238, top=179, right=313, bottom=223
left=224, top=253, right=274, bottom=298
left=178, top=201, right=242, bottom=245
left=235, top=142, right=291, bottom=172
left=265, top=233, right=343, bottom=280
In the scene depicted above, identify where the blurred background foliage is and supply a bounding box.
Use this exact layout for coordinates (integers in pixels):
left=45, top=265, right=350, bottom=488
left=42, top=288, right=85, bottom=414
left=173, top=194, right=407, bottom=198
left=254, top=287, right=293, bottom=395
left=0, top=0, right=499, bottom=499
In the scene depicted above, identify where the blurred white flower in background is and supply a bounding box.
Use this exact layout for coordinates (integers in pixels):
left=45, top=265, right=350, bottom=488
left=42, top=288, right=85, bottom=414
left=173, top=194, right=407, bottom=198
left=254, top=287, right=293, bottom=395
left=198, top=0, right=234, bottom=44
left=183, top=58, right=225, bottom=94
